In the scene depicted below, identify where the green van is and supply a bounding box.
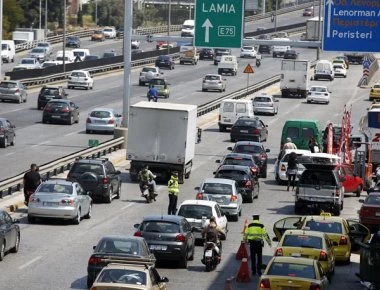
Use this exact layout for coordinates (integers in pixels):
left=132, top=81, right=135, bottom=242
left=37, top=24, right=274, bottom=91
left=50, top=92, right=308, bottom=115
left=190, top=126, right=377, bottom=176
left=281, top=119, right=323, bottom=150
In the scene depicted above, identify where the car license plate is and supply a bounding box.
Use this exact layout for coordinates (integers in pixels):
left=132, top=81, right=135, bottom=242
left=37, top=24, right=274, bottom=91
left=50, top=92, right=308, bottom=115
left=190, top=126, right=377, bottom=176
left=376, top=212, right=380, bottom=216
left=205, top=250, right=213, bottom=257
left=281, top=287, right=297, bottom=290
left=150, top=245, right=167, bottom=251
left=43, top=201, right=59, bottom=206
left=94, top=120, right=106, bottom=124
left=224, top=118, right=231, bottom=122
left=52, top=115, right=61, bottom=119
left=291, top=253, right=301, bottom=257
left=240, top=130, right=248, bottom=133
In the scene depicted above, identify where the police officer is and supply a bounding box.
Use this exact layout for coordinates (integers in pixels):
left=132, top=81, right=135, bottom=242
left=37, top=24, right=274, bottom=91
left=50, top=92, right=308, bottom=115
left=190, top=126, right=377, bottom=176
left=244, top=214, right=272, bottom=276
left=167, top=171, right=179, bottom=215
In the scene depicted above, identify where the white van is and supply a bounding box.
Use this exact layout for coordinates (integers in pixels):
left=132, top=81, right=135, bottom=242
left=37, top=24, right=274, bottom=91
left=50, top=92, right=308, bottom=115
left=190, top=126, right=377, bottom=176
left=181, top=20, right=195, bottom=37
left=72, top=48, right=90, bottom=61
left=55, top=50, right=75, bottom=64
left=218, top=55, right=238, bottom=76
left=218, top=99, right=254, bottom=132
left=1, top=40, right=15, bottom=63
left=314, top=60, right=334, bottom=81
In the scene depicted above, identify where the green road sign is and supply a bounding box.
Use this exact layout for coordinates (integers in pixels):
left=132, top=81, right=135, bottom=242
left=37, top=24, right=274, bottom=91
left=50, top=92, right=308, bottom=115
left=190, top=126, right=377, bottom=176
left=88, top=139, right=99, bottom=147
left=194, top=0, right=244, bottom=48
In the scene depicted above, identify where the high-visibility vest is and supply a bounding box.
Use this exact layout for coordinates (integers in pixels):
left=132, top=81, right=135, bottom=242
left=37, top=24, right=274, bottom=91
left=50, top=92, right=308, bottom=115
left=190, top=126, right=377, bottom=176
left=168, top=176, right=179, bottom=195
left=244, top=220, right=268, bottom=243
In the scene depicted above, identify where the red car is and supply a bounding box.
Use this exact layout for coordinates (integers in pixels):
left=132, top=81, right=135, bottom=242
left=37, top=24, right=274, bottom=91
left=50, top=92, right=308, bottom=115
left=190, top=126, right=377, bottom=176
left=335, top=164, right=363, bottom=197
left=303, top=7, right=314, bottom=16
left=359, top=192, right=380, bottom=231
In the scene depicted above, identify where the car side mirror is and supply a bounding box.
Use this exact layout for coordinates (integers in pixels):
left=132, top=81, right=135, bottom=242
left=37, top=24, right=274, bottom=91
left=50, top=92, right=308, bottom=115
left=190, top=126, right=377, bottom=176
left=215, top=160, right=221, bottom=163
left=93, top=245, right=96, bottom=250
left=12, top=218, right=20, bottom=224
left=359, top=199, right=364, bottom=203
left=116, top=170, right=121, bottom=174
left=272, top=237, right=278, bottom=242
left=213, top=171, right=216, bottom=175
left=160, top=277, right=169, bottom=283
left=133, top=223, right=140, bottom=229
left=227, top=147, right=233, bottom=151
left=266, top=149, right=270, bottom=152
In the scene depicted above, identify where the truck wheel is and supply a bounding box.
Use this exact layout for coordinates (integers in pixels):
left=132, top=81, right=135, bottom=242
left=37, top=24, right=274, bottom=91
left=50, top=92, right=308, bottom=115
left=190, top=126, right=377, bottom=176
left=219, top=125, right=225, bottom=132
left=218, top=69, right=222, bottom=75
left=180, top=61, right=184, bottom=65
left=185, top=170, right=191, bottom=179
left=178, top=172, right=185, bottom=184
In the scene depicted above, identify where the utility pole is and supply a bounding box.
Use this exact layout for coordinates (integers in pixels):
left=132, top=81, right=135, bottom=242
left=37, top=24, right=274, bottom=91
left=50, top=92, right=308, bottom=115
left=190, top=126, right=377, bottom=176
left=317, top=0, right=322, bottom=60
left=95, top=0, right=98, bottom=25
left=167, top=0, right=171, bottom=54
left=39, top=0, right=42, bottom=30
left=274, top=0, right=278, bottom=32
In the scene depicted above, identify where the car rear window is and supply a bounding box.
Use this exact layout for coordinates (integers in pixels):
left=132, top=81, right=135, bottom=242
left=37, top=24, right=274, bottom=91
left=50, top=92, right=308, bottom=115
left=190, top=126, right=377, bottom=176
left=234, top=120, right=258, bottom=127
left=234, top=145, right=262, bottom=154
left=70, top=71, right=86, bottom=78
left=142, top=67, right=157, bottom=73
left=90, top=111, right=111, bottom=118
left=97, top=239, right=141, bottom=255
left=223, top=158, right=252, bottom=167
left=37, top=183, right=73, bottom=195
left=365, top=195, right=380, bottom=205
left=282, top=234, right=322, bottom=249
left=46, top=102, right=68, bottom=109
left=97, top=269, right=146, bottom=285
left=305, top=220, right=343, bottom=234
left=268, top=262, right=316, bottom=279
left=223, top=102, right=234, bottom=112
left=178, top=205, right=213, bottom=219
left=310, top=87, right=327, bottom=93
left=300, top=171, right=335, bottom=186
left=202, top=183, right=232, bottom=195
left=70, top=163, right=104, bottom=175
left=0, top=82, right=17, bottom=88
left=142, top=221, right=180, bottom=233
left=215, top=170, right=249, bottom=181
left=254, top=97, right=270, bottom=102
left=205, top=75, right=220, bottom=81
left=42, top=88, right=59, bottom=95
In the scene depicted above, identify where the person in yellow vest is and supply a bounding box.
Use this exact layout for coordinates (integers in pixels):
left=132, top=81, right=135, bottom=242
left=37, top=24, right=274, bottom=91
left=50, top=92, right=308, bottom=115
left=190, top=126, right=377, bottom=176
left=167, top=171, right=179, bottom=215
left=244, top=214, right=272, bottom=276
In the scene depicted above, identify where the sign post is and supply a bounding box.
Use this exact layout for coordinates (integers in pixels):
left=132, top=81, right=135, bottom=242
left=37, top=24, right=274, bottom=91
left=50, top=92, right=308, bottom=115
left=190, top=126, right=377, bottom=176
left=243, top=64, right=254, bottom=96
left=194, top=0, right=244, bottom=48
left=323, top=0, right=380, bottom=52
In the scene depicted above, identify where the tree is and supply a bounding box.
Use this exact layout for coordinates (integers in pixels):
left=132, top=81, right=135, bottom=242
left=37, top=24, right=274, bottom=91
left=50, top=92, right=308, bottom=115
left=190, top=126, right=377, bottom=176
left=3, top=0, right=24, bottom=37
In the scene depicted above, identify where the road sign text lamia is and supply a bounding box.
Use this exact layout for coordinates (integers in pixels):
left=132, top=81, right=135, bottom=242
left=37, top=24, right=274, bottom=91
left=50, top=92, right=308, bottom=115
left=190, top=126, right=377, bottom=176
left=202, top=3, right=236, bottom=13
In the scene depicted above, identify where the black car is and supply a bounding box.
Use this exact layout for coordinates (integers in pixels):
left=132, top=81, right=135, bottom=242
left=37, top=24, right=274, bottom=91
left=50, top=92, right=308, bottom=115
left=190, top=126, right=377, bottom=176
left=102, top=50, right=117, bottom=58
left=67, top=157, right=121, bottom=203
left=65, top=36, right=81, bottom=48
left=134, top=215, right=195, bottom=268
left=214, top=165, right=259, bottom=203
left=230, top=117, right=268, bottom=142
left=0, top=209, right=20, bottom=261
left=227, top=141, right=270, bottom=178
left=199, top=48, right=215, bottom=60
left=42, top=99, right=79, bottom=125
left=116, top=28, right=124, bottom=38
left=155, top=55, right=175, bottom=70
left=284, top=49, right=298, bottom=59
left=0, top=118, right=16, bottom=148
left=87, top=235, right=155, bottom=288
left=84, top=55, right=100, bottom=61
left=216, top=153, right=260, bottom=178
left=258, top=45, right=271, bottom=54
left=37, top=86, right=68, bottom=110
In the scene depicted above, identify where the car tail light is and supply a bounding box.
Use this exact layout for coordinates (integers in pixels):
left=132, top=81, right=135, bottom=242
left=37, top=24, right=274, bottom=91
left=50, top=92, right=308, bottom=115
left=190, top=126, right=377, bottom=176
left=251, top=167, right=258, bottom=173
left=61, top=199, right=75, bottom=206
left=86, top=118, right=91, bottom=123
left=84, top=78, right=88, bottom=81
left=245, top=180, right=252, bottom=189
left=251, top=129, right=260, bottom=134
left=61, top=107, right=70, bottom=113
left=88, top=257, right=102, bottom=265
left=29, top=195, right=39, bottom=203
left=259, top=278, right=270, bottom=289
left=91, top=287, right=97, bottom=290
left=275, top=248, right=283, bottom=256
left=134, top=231, right=142, bottom=237
left=359, top=207, right=372, bottom=217
left=108, top=119, right=115, bottom=124
left=196, top=192, right=203, bottom=199
left=102, top=177, right=110, bottom=184
left=325, top=93, right=329, bottom=96
left=230, top=195, right=238, bottom=202
left=176, top=234, right=186, bottom=242
left=44, top=107, right=52, bottom=112
left=15, top=89, right=20, bottom=93
left=339, top=235, right=348, bottom=245
left=319, top=251, right=328, bottom=261
left=309, top=283, right=321, bottom=290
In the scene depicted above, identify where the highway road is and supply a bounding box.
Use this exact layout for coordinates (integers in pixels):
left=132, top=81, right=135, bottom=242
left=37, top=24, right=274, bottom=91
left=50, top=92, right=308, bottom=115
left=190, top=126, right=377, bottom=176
left=0, top=63, right=372, bottom=289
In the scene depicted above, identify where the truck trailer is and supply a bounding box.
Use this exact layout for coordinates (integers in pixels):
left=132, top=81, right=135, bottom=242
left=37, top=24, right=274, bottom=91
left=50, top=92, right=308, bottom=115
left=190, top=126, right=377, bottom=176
left=280, top=60, right=310, bottom=98
left=305, top=17, right=323, bottom=41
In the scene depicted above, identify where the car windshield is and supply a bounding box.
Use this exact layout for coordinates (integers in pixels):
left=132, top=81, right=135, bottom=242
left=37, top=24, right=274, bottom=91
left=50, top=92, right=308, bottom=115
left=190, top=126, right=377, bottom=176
left=94, top=30, right=103, bottom=34
left=234, top=120, right=259, bottom=127
left=31, top=48, right=45, bottom=53
left=70, top=163, right=104, bottom=175
left=223, top=158, right=252, bottom=167
left=21, top=59, right=34, bottom=64
left=215, top=170, right=249, bottom=181
left=334, top=65, right=344, bottom=69
left=268, top=262, right=316, bottom=279
left=97, top=269, right=146, bottom=285
left=283, top=234, right=322, bottom=248
left=151, top=79, right=166, bottom=86
left=373, top=84, right=380, bottom=89
left=142, top=221, right=180, bottom=233
left=202, top=183, right=232, bottom=195
left=365, top=195, right=380, bottom=205
left=70, top=71, right=86, bottom=77
left=37, top=183, right=73, bottom=195
left=178, top=205, right=212, bottom=219
left=42, top=88, right=59, bottom=95
left=243, top=46, right=253, bottom=50
left=97, top=238, right=141, bottom=255
left=205, top=75, right=220, bottom=81
left=90, top=111, right=111, bottom=118
left=305, top=220, right=343, bottom=234
left=234, top=145, right=262, bottom=154
left=104, top=29, right=113, bottom=32
left=0, top=82, right=17, bottom=88
left=73, top=51, right=85, bottom=57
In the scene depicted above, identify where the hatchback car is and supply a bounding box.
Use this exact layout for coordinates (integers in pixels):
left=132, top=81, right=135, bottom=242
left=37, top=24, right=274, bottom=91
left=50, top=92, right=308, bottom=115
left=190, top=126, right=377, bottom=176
left=42, top=99, right=79, bottom=125
left=86, top=108, right=122, bottom=134
left=0, top=118, right=16, bottom=148
left=202, top=74, right=226, bottom=92
left=274, top=149, right=311, bottom=184
left=87, top=235, right=155, bottom=288
left=134, top=215, right=195, bottom=268
left=67, top=70, right=94, bottom=90
left=307, top=85, right=331, bottom=104
left=0, top=80, right=27, bottom=104
left=155, top=55, right=175, bottom=70
left=176, top=200, right=228, bottom=241
left=230, top=117, right=268, bottom=143
left=228, top=141, right=270, bottom=178
left=240, top=46, right=257, bottom=58
left=139, top=67, right=162, bottom=86
left=19, top=57, right=41, bottom=69
left=359, top=192, right=380, bottom=231
left=27, top=179, right=92, bottom=224
left=369, top=83, right=380, bottom=101
left=335, top=163, right=363, bottom=196
left=283, top=49, right=298, bottom=59
left=252, top=94, right=279, bottom=115
left=216, top=153, right=260, bottom=178
left=214, top=165, right=259, bottom=203
left=67, top=157, right=121, bottom=203
left=147, top=78, right=170, bottom=98
left=37, top=86, right=68, bottom=110
left=303, top=7, right=314, bottom=16
left=258, top=257, right=329, bottom=290
left=29, top=47, right=48, bottom=62
left=66, top=36, right=81, bottom=48
left=199, top=48, right=215, bottom=60
left=333, top=63, right=347, bottom=78
left=0, top=209, right=20, bottom=261
left=103, top=27, right=116, bottom=39
left=195, top=178, right=243, bottom=221
left=334, top=55, right=350, bottom=69
left=36, top=42, right=53, bottom=55
left=91, top=30, right=105, bottom=41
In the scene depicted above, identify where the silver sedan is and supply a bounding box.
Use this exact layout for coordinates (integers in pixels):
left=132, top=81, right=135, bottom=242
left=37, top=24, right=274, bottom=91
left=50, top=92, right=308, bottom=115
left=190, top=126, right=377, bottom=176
left=86, top=108, right=122, bottom=134
left=27, top=179, right=92, bottom=225
left=202, top=74, right=226, bottom=92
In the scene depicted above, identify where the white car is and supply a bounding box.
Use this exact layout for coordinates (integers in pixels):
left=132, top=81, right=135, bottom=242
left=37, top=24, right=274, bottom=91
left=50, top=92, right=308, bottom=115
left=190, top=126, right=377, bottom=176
left=131, top=39, right=140, bottom=49
left=18, top=57, right=41, bottom=69
left=333, top=63, right=347, bottom=78
left=29, top=47, right=48, bottom=63
left=202, top=74, right=226, bottom=92
left=306, top=85, right=331, bottom=104
left=176, top=200, right=228, bottom=241
left=240, top=46, right=257, bottom=58
left=36, top=42, right=53, bottom=56
left=139, top=67, right=162, bottom=86
left=67, top=70, right=94, bottom=90
left=252, top=93, right=279, bottom=115
left=86, top=108, right=122, bottom=134
left=103, top=27, right=116, bottom=39
left=274, top=149, right=311, bottom=184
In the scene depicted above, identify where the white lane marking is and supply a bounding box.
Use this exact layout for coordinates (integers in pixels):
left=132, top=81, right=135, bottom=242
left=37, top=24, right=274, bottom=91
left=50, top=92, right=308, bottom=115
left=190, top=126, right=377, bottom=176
left=121, top=203, right=135, bottom=210
left=5, top=152, right=15, bottom=156
left=64, top=130, right=82, bottom=137
left=18, top=256, right=42, bottom=270
left=31, top=140, right=51, bottom=148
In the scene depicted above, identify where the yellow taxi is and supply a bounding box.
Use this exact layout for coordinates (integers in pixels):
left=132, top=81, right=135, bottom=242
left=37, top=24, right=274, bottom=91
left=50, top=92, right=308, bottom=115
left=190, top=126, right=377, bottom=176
left=367, top=101, right=380, bottom=111
left=258, top=256, right=330, bottom=290
left=273, top=229, right=335, bottom=281
left=369, top=83, right=380, bottom=101
left=273, top=213, right=370, bottom=263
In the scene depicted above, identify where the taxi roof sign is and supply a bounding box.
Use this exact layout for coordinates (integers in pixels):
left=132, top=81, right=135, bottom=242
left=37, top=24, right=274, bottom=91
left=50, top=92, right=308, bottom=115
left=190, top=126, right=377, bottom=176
left=243, top=64, right=254, bottom=74
left=320, top=212, right=332, bottom=217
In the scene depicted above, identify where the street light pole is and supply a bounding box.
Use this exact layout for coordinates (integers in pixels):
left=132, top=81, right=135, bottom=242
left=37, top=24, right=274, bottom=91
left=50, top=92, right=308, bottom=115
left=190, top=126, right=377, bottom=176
left=39, top=0, right=42, bottom=30
left=95, top=0, right=98, bottom=25
left=167, top=0, right=171, bottom=54
left=316, top=0, right=322, bottom=60
left=63, top=0, right=66, bottom=73
left=274, top=0, right=278, bottom=32
left=45, top=0, right=48, bottom=39
left=0, top=0, right=3, bottom=79
left=189, top=4, right=192, bottom=19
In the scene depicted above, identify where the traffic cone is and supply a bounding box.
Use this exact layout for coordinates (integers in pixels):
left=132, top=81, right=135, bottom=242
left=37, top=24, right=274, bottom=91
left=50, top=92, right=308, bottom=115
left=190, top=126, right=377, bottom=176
left=236, top=258, right=251, bottom=283
left=223, top=277, right=236, bottom=290
left=241, top=218, right=248, bottom=234
left=236, top=240, right=249, bottom=260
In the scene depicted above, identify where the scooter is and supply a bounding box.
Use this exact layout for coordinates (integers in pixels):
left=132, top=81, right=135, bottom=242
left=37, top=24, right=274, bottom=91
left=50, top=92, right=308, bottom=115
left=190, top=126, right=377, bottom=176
left=140, top=181, right=156, bottom=203
left=256, top=58, right=261, bottom=67
left=202, top=242, right=221, bottom=272
left=148, top=95, right=158, bottom=102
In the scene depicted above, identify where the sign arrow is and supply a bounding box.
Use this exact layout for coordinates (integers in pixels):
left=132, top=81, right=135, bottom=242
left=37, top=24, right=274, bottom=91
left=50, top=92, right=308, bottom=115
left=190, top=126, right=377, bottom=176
left=202, top=18, right=213, bottom=43
left=326, top=0, right=334, bottom=38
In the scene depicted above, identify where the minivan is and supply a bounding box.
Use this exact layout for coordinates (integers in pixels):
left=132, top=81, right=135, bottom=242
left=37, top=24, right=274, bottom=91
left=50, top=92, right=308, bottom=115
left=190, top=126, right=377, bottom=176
left=73, top=48, right=90, bottom=61
left=281, top=119, right=322, bottom=150
left=181, top=20, right=195, bottom=37
left=314, top=60, right=334, bottom=81
left=218, top=99, right=254, bottom=132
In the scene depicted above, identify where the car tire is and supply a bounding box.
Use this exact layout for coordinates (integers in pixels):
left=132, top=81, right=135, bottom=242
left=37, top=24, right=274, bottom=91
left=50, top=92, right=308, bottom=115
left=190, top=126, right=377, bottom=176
left=307, top=100, right=311, bottom=104
left=10, top=233, right=20, bottom=253
left=231, top=214, right=239, bottom=222
left=178, top=254, right=188, bottom=268
left=0, top=137, right=7, bottom=148
left=202, top=88, right=206, bottom=92
left=139, top=81, right=144, bottom=86
left=68, top=115, right=74, bottom=125
left=115, top=183, right=121, bottom=199
left=18, top=96, right=22, bottom=104
left=27, top=215, right=36, bottom=224
left=11, top=136, right=15, bottom=146
left=262, top=170, right=267, bottom=178
left=0, top=242, right=5, bottom=261
left=105, top=187, right=113, bottom=204
left=355, top=185, right=362, bottom=197
left=84, top=204, right=92, bottom=219
left=73, top=208, right=81, bottom=225
left=86, top=129, right=91, bottom=134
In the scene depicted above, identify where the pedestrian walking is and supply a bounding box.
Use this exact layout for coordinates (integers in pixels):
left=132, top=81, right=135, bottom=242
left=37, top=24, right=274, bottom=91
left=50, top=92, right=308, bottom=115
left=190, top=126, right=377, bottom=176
left=167, top=171, right=179, bottom=215
left=244, top=214, right=272, bottom=276
left=283, top=137, right=297, bottom=149
left=23, top=163, right=41, bottom=205
left=308, top=136, right=319, bottom=153
left=286, top=151, right=298, bottom=191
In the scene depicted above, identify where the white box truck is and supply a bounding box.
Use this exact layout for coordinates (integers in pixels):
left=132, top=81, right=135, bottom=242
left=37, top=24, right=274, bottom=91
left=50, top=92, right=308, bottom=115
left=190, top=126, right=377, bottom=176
left=12, top=31, right=34, bottom=45
left=280, top=60, right=310, bottom=98
left=127, top=101, right=198, bottom=183
left=306, top=17, right=323, bottom=41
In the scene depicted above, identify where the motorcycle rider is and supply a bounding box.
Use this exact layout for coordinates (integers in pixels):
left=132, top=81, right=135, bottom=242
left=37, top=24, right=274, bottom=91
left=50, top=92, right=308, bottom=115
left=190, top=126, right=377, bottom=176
left=201, top=216, right=226, bottom=263
left=256, top=54, right=262, bottom=67
left=23, top=163, right=41, bottom=205
left=147, top=85, right=158, bottom=102
left=137, top=165, right=157, bottom=198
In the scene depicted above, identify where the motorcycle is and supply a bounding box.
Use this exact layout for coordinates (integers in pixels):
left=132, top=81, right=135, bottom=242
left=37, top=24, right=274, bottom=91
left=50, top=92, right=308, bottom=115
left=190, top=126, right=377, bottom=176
left=256, top=58, right=261, bottom=67
left=271, top=14, right=275, bottom=23
left=202, top=241, right=221, bottom=272
left=140, top=181, right=156, bottom=203
left=148, top=95, right=158, bottom=102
